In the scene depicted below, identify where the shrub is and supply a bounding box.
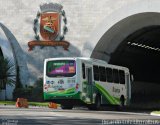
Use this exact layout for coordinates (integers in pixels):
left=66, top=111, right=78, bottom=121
left=13, top=88, right=32, bottom=101
left=31, top=78, right=43, bottom=102
left=13, top=78, right=43, bottom=102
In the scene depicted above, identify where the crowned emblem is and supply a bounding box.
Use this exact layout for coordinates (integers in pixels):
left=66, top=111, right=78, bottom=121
left=39, top=3, right=63, bottom=41
left=28, top=3, right=69, bottom=51
left=40, top=12, right=60, bottom=40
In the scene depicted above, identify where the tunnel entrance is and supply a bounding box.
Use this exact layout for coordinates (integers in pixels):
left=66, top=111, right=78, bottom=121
left=110, top=25, right=160, bottom=83
left=89, top=12, right=160, bottom=108
left=109, top=26, right=160, bottom=105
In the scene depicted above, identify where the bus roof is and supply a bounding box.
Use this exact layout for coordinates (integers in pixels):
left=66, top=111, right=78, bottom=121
left=44, top=57, right=107, bottom=63
left=44, top=57, right=90, bottom=61
left=44, top=57, right=129, bottom=71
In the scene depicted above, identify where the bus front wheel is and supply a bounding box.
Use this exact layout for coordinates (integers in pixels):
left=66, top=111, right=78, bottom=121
left=88, top=95, right=101, bottom=110
left=117, top=96, right=125, bottom=111
left=95, top=95, right=101, bottom=110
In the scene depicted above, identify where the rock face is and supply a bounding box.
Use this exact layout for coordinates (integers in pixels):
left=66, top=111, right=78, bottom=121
left=0, top=24, right=15, bottom=100
left=0, top=23, right=29, bottom=85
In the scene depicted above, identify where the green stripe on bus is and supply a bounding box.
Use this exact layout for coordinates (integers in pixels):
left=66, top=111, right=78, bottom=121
left=95, top=83, right=120, bottom=105
left=114, top=97, right=121, bottom=103
left=44, top=91, right=80, bottom=100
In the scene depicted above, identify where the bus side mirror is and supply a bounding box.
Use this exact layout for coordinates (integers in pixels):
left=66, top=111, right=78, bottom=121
left=131, top=75, right=134, bottom=83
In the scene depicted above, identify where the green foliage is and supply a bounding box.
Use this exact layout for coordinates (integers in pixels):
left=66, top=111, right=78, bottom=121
left=33, top=77, right=43, bottom=88
left=13, top=78, right=43, bottom=102
left=13, top=87, right=32, bottom=101
left=31, top=77, right=43, bottom=101
left=0, top=57, right=16, bottom=90
left=15, top=66, right=22, bottom=88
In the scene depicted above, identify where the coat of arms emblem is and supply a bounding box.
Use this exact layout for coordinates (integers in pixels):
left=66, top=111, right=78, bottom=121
left=40, top=13, right=60, bottom=40
left=28, top=3, right=69, bottom=51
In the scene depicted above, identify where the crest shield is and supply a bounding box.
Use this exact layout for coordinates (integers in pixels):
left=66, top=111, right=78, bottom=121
left=40, top=12, right=60, bottom=40
left=28, top=3, right=70, bottom=51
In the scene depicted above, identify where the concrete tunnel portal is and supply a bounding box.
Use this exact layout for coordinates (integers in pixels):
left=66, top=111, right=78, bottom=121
left=90, top=12, right=160, bottom=104
left=110, top=25, right=160, bottom=83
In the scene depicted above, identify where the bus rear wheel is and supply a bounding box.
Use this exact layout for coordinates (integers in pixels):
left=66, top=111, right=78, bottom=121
left=61, top=105, right=73, bottom=110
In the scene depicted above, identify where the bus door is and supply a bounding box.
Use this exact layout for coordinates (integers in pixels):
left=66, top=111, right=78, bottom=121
left=126, top=73, right=131, bottom=105
left=86, top=66, right=93, bottom=104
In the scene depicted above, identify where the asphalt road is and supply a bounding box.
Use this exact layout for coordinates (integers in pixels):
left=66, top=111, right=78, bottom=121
left=0, top=105, right=159, bottom=125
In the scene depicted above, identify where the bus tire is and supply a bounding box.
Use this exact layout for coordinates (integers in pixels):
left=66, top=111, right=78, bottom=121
left=61, top=105, right=73, bottom=110
left=95, top=95, right=101, bottom=110
left=88, top=95, right=101, bottom=110
left=117, top=96, right=125, bottom=111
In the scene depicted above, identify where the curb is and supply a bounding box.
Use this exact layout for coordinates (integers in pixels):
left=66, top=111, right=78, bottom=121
left=150, top=112, right=160, bottom=116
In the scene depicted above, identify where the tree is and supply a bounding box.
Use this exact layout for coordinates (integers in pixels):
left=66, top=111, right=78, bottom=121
left=31, top=78, right=43, bottom=101
left=0, top=57, right=16, bottom=100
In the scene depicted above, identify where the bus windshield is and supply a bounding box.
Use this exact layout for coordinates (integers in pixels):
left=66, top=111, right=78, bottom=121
left=46, top=60, right=76, bottom=77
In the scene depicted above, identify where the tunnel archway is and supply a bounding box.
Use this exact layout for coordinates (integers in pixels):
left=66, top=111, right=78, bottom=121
left=91, top=12, right=160, bottom=61
left=109, top=25, right=160, bottom=83
left=107, top=25, right=160, bottom=104
left=91, top=12, right=160, bottom=82
left=88, top=12, right=160, bottom=105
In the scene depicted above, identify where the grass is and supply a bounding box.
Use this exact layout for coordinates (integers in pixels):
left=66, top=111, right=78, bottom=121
left=152, top=111, right=160, bottom=114
left=0, top=101, right=49, bottom=107
left=0, top=101, right=15, bottom=105
left=29, top=102, right=49, bottom=106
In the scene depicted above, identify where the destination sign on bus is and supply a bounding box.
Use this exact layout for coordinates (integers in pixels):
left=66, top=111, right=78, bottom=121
left=46, top=60, right=76, bottom=77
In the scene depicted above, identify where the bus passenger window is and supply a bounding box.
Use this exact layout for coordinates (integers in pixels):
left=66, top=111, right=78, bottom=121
left=119, top=70, right=125, bottom=84
left=93, top=65, right=99, bottom=81
left=99, top=66, right=106, bottom=82
left=106, top=68, right=113, bottom=82
left=113, top=69, right=119, bottom=83
left=82, top=63, right=86, bottom=79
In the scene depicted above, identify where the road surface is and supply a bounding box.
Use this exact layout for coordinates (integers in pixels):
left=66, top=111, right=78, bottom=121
left=0, top=105, right=159, bottom=125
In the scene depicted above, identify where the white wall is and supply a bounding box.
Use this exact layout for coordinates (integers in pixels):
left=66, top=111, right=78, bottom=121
left=0, top=0, right=156, bottom=85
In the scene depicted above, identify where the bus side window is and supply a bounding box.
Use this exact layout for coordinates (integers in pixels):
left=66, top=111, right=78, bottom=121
left=99, top=66, right=106, bottom=82
left=82, top=63, right=86, bottom=79
left=106, top=68, right=113, bottom=83
left=113, top=69, right=119, bottom=83
left=119, top=70, right=125, bottom=84
left=93, top=65, right=99, bottom=81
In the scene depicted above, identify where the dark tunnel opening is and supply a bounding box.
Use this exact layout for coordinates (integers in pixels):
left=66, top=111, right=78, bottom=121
left=109, top=26, right=160, bottom=105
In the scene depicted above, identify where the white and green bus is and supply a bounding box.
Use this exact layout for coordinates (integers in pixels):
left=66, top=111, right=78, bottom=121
left=43, top=57, right=131, bottom=110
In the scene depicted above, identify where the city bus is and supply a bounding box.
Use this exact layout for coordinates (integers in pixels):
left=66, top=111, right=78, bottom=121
left=43, top=57, right=131, bottom=110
